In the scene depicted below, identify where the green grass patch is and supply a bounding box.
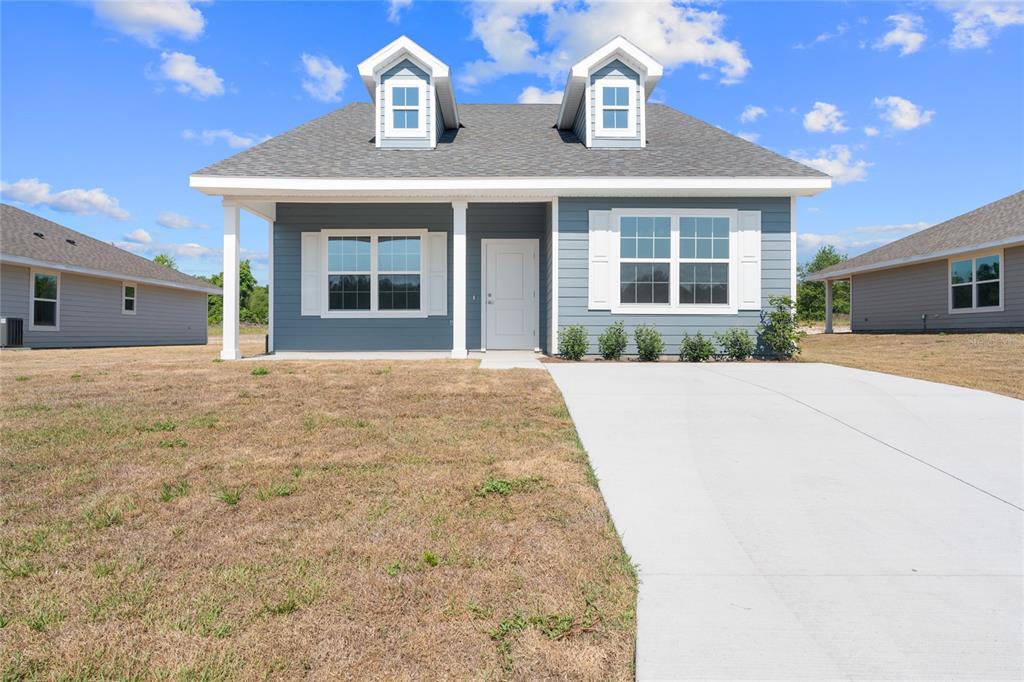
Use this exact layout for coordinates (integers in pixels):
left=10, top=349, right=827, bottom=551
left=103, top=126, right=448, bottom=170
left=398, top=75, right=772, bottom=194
left=137, top=420, right=176, bottom=433
left=158, top=437, right=187, bottom=449
left=250, top=367, right=269, bottom=376
left=302, top=414, right=370, bottom=431
left=217, top=487, right=242, bottom=506
left=477, top=475, right=543, bottom=497
left=256, top=480, right=295, bottom=501
left=159, top=480, right=190, bottom=503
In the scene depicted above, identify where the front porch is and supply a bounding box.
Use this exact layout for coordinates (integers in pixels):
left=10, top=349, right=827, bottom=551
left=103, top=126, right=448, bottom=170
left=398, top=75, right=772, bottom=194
left=218, top=200, right=555, bottom=360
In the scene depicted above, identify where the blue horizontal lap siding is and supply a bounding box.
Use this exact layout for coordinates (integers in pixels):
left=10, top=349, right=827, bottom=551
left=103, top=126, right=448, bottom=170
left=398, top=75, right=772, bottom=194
left=273, top=203, right=453, bottom=351
left=466, top=203, right=548, bottom=350
left=557, top=197, right=792, bottom=354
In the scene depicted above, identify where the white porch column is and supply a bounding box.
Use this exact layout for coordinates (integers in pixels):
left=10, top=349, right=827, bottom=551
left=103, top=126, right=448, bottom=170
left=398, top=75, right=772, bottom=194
left=451, top=200, right=468, bottom=358
left=221, top=202, right=241, bottom=360
left=824, top=279, right=834, bottom=334
left=266, top=216, right=274, bottom=354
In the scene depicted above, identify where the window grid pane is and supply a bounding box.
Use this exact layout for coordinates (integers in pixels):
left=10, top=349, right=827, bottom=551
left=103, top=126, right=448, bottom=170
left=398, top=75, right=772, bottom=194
left=34, top=274, right=57, bottom=300
left=620, top=263, right=670, bottom=304
left=680, top=217, right=729, bottom=261
left=124, top=298, right=135, bottom=312
left=328, top=237, right=371, bottom=272
left=33, top=300, right=56, bottom=326
left=680, top=263, right=729, bottom=305
left=378, top=274, right=421, bottom=310
left=378, top=236, right=421, bottom=272
left=951, top=284, right=973, bottom=309
left=976, top=282, right=1000, bottom=307
left=329, top=274, right=371, bottom=311
left=976, top=255, right=999, bottom=282
left=951, top=260, right=973, bottom=284
left=620, top=216, right=670, bottom=260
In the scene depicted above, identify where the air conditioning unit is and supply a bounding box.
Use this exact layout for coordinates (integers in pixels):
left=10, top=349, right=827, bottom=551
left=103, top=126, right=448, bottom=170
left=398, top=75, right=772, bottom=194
left=1, top=318, right=24, bottom=348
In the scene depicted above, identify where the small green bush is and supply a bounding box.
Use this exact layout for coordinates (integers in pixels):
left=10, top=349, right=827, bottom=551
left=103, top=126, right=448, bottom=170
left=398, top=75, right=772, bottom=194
left=714, top=328, right=756, bottom=361
left=679, top=332, right=715, bottom=362
left=557, top=325, right=588, bottom=361
left=634, top=325, right=664, bottom=362
left=758, top=295, right=803, bottom=359
left=597, top=321, right=628, bottom=360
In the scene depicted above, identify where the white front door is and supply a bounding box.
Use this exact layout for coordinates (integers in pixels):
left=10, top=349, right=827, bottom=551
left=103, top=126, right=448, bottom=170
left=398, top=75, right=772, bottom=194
left=483, top=239, right=538, bottom=350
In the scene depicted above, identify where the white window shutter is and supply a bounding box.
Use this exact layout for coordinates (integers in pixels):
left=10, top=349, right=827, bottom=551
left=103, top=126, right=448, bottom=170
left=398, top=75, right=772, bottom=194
left=737, top=211, right=762, bottom=310
left=588, top=210, right=613, bottom=310
left=427, top=231, right=447, bottom=316
left=300, top=232, right=321, bottom=316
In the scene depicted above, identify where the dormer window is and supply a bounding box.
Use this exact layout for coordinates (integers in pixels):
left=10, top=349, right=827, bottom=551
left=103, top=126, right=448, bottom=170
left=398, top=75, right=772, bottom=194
left=595, top=77, right=635, bottom=138
left=599, top=83, right=632, bottom=133
left=387, top=83, right=424, bottom=136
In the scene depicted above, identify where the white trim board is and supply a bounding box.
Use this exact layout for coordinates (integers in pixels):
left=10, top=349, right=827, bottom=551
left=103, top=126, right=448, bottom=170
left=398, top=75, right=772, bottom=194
left=0, top=254, right=220, bottom=295
left=191, top=175, right=832, bottom=198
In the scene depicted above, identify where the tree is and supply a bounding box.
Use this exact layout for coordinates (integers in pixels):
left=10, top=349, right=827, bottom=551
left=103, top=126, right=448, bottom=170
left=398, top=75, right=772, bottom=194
left=796, top=245, right=850, bottom=321
left=154, top=253, right=178, bottom=270
left=200, top=260, right=261, bottom=325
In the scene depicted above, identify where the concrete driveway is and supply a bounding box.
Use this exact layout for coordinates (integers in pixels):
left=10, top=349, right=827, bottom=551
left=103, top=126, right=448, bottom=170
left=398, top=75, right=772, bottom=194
left=547, top=362, right=1023, bottom=681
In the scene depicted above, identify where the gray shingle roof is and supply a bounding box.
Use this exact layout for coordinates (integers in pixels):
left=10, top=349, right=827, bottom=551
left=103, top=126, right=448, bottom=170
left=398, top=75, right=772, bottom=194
left=194, top=103, right=826, bottom=179
left=811, top=190, right=1024, bottom=280
left=0, top=204, right=220, bottom=293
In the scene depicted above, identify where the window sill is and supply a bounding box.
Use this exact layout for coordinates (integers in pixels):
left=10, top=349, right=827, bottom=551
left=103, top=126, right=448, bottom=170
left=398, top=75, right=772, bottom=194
left=28, top=324, right=59, bottom=332
left=948, top=305, right=1004, bottom=315
left=607, top=305, right=739, bottom=316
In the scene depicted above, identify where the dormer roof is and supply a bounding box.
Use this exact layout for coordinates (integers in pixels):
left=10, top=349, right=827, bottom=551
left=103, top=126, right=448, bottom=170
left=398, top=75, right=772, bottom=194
left=357, top=36, right=459, bottom=129
left=556, top=35, right=663, bottom=130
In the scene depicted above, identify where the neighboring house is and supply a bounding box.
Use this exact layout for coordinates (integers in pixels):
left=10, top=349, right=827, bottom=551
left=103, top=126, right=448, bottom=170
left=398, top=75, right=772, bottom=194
left=0, top=204, right=219, bottom=348
left=809, top=190, right=1023, bottom=333
left=190, top=36, right=831, bottom=359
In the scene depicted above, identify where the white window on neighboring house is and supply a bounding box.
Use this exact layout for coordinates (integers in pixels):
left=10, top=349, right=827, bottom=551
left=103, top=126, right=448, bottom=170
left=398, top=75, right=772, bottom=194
left=596, top=79, right=634, bottom=137
left=30, top=269, right=59, bottom=331
left=385, top=81, right=426, bottom=137
left=949, top=252, right=1002, bottom=313
left=122, top=282, right=137, bottom=315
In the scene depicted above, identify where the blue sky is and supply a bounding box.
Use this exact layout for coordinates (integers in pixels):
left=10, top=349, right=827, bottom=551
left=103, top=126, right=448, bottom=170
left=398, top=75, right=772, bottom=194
left=2, top=1, right=1022, bottom=284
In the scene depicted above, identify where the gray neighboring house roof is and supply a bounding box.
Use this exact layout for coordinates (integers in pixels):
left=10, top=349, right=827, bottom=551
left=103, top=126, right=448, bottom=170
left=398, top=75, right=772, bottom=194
left=194, top=103, right=827, bottom=179
left=0, top=204, right=220, bottom=294
left=810, top=190, right=1024, bottom=281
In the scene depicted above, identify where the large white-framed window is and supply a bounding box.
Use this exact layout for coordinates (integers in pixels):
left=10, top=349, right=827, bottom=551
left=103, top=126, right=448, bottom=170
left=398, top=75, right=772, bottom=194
left=595, top=77, right=635, bottom=137
left=122, top=282, right=137, bottom=315
left=949, top=250, right=1003, bottom=313
left=384, top=80, right=426, bottom=138
left=320, top=229, right=428, bottom=318
left=29, top=269, right=60, bottom=331
left=610, top=209, right=739, bottom=315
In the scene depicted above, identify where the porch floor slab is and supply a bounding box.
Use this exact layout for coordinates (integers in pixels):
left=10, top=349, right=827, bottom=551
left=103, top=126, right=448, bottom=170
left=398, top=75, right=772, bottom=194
left=471, top=350, right=546, bottom=370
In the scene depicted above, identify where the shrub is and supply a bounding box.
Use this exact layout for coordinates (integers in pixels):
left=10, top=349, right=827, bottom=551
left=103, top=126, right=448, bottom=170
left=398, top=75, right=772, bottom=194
left=714, top=328, right=756, bottom=361
left=758, top=295, right=803, bottom=359
left=557, top=325, right=588, bottom=361
left=679, top=332, right=715, bottom=362
left=633, top=325, right=664, bottom=362
left=597, top=321, right=628, bottom=360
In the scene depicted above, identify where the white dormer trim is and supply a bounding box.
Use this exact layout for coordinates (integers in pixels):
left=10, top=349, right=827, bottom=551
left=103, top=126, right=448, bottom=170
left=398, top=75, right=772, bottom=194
left=556, top=35, right=663, bottom=147
left=358, top=35, right=459, bottom=141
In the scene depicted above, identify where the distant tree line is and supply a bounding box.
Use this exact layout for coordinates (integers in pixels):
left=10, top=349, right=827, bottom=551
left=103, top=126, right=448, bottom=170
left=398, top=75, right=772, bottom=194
left=796, top=245, right=850, bottom=321
left=153, top=253, right=268, bottom=325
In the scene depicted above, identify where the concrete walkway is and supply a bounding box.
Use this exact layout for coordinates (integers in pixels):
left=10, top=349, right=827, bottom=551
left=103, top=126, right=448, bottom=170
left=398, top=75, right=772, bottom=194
left=547, top=362, right=1023, bottom=681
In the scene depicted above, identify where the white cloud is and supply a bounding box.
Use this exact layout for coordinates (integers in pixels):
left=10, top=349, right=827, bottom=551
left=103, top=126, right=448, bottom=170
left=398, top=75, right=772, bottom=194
left=182, top=129, right=269, bottom=148
left=157, top=210, right=206, bottom=230
left=159, top=51, right=224, bottom=97
left=803, top=101, right=848, bottom=133
left=864, top=126, right=879, bottom=137
left=944, top=2, right=1024, bottom=49
left=736, top=131, right=760, bottom=143
left=300, top=54, right=347, bottom=102
left=460, top=0, right=750, bottom=88
left=790, top=145, right=871, bottom=185
left=875, top=14, right=927, bottom=56
left=873, top=95, right=934, bottom=130
left=798, top=221, right=930, bottom=257
left=794, top=22, right=849, bottom=49
left=387, top=0, right=413, bottom=23
left=739, top=105, right=766, bottom=123
left=93, top=0, right=205, bottom=47
left=518, top=86, right=563, bottom=103
left=124, top=228, right=152, bottom=244
left=118, top=239, right=218, bottom=260
left=1, top=178, right=130, bottom=220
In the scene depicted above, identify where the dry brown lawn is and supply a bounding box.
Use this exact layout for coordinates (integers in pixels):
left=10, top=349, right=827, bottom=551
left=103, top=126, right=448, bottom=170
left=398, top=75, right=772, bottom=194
left=801, top=332, right=1024, bottom=400
left=0, top=338, right=636, bottom=680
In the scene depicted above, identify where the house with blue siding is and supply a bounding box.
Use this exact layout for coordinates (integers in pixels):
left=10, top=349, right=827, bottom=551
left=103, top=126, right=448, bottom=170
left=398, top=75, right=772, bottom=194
left=190, top=36, right=831, bottom=360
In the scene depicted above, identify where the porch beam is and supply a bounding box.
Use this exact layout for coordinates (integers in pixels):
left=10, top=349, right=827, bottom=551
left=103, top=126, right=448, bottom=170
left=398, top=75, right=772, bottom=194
left=824, top=278, right=834, bottom=334
left=221, top=202, right=241, bottom=360
left=451, top=201, right=468, bottom=358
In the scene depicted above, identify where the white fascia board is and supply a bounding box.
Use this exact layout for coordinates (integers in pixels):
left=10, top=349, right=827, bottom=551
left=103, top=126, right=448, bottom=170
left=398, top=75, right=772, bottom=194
left=806, top=234, right=1024, bottom=281
left=0, top=254, right=222, bottom=295
left=192, top=175, right=832, bottom=198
